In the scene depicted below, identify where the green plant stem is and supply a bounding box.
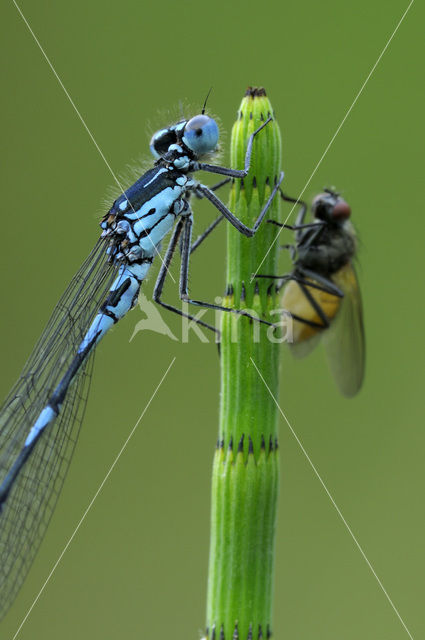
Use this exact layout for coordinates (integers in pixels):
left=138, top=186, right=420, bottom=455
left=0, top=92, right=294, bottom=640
left=205, top=88, right=282, bottom=640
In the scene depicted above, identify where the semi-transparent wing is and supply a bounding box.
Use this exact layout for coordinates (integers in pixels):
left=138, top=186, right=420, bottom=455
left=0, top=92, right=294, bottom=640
left=290, top=333, right=321, bottom=359
left=323, top=263, right=365, bottom=397
left=0, top=237, right=118, bottom=619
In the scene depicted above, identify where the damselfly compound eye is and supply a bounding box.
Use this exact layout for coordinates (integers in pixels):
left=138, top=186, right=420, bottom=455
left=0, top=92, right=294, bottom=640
left=182, top=115, right=219, bottom=155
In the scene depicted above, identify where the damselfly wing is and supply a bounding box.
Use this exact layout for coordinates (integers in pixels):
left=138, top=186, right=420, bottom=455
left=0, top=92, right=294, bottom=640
left=0, top=239, right=116, bottom=616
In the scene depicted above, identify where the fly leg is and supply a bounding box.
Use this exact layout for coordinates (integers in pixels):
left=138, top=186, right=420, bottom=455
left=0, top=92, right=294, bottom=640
left=255, top=272, right=341, bottom=296
left=296, top=267, right=344, bottom=298
left=254, top=269, right=343, bottom=329
left=266, top=191, right=325, bottom=245
left=271, top=192, right=326, bottom=274
left=295, top=278, right=332, bottom=329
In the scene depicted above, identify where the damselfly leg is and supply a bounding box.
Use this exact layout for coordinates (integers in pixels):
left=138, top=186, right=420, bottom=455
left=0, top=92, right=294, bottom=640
left=190, top=215, right=224, bottom=254
left=196, top=173, right=284, bottom=237
left=153, top=215, right=219, bottom=338
left=154, top=210, right=277, bottom=339
left=189, top=177, right=230, bottom=252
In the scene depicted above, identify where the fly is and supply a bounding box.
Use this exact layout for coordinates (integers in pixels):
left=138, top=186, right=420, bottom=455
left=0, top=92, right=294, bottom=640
left=258, top=188, right=365, bottom=397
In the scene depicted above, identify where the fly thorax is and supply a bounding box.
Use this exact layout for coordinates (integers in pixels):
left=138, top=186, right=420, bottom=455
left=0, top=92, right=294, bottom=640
left=297, top=225, right=356, bottom=275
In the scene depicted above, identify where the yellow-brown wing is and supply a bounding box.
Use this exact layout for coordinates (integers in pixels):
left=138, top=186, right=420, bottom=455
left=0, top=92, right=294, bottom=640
left=322, top=263, right=365, bottom=397
left=282, top=276, right=342, bottom=358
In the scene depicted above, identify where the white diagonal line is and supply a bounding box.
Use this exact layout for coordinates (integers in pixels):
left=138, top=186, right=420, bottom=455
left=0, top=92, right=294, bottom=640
left=251, top=0, right=415, bottom=282
left=250, top=357, right=414, bottom=640
left=12, top=357, right=176, bottom=640
left=12, top=0, right=175, bottom=282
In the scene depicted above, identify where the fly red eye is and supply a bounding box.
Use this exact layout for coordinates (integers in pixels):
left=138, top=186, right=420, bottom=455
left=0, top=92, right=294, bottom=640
left=332, top=200, right=351, bottom=220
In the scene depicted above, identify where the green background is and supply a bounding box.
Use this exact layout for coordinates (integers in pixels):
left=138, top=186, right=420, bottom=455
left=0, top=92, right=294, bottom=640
left=1, top=0, right=423, bottom=638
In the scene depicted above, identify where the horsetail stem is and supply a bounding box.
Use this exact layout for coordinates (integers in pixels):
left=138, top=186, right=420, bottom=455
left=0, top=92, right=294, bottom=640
left=205, top=88, right=282, bottom=640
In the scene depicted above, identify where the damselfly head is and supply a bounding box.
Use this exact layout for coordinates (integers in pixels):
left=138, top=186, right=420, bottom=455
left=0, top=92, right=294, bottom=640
left=181, top=115, right=219, bottom=156
left=312, top=190, right=351, bottom=224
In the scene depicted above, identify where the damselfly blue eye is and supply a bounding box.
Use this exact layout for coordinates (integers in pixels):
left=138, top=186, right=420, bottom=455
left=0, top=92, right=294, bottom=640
left=182, top=115, right=219, bottom=155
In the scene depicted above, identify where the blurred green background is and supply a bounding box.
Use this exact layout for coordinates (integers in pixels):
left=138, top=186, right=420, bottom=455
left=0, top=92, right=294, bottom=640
left=1, top=0, right=423, bottom=638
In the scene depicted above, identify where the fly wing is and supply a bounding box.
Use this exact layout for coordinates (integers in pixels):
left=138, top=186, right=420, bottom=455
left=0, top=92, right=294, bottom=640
left=282, top=278, right=341, bottom=358
left=0, top=237, right=118, bottom=619
left=289, top=333, right=321, bottom=359
left=322, top=263, right=365, bottom=397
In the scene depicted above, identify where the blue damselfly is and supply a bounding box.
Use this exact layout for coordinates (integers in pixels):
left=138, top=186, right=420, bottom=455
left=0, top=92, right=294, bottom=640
left=0, top=105, right=284, bottom=619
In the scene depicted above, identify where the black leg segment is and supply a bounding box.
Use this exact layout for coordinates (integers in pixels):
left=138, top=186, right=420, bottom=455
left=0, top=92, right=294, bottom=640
left=197, top=172, right=284, bottom=237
